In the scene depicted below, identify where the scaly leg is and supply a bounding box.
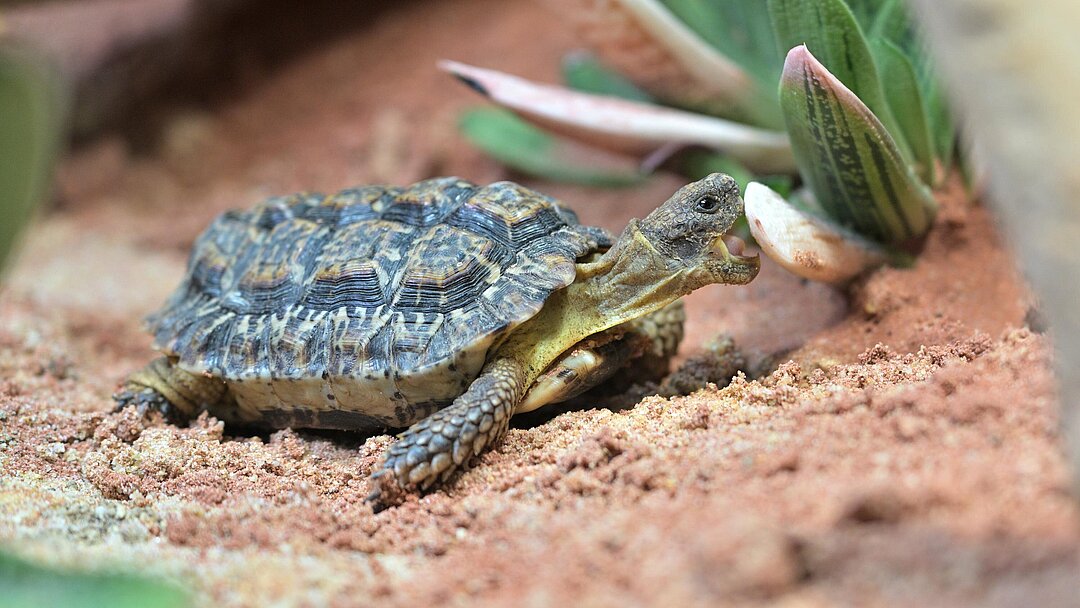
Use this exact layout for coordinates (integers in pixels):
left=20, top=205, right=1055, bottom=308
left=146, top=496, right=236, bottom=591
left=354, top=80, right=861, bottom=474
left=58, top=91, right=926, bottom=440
left=371, top=357, right=528, bottom=500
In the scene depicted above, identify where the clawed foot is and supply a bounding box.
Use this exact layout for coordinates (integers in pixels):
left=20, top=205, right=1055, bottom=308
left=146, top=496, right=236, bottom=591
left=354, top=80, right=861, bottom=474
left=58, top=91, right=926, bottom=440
left=363, top=452, right=451, bottom=514
left=365, top=469, right=408, bottom=513
left=366, top=358, right=524, bottom=511
left=364, top=423, right=475, bottom=511
left=364, top=402, right=506, bottom=510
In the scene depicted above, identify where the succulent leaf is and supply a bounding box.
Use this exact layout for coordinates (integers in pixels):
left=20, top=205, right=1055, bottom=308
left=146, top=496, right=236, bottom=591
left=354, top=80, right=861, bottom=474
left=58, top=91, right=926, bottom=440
left=556, top=0, right=780, bottom=126
left=660, top=0, right=782, bottom=88
left=561, top=52, right=654, bottom=103
left=459, top=108, right=646, bottom=187
left=919, top=66, right=956, bottom=168
left=872, top=38, right=936, bottom=184
left=656, top=0, right=784, bottom=127
left=612, top=0, right=755, bottom=104
left=0, top=45, right=66, bottom=277
left=866, top=0, right=917, bottom=54
left=779, top=45, right=936, bottom=245
left=767, top=0, right=912, bottom=161
left=442, top=60, right=795, bottom=172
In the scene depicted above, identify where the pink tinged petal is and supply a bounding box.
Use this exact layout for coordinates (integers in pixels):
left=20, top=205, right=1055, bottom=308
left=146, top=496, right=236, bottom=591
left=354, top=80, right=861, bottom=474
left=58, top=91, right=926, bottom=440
left=745, top=182, right=887, bottom=284
left=441, top=60, right=795, bottom=173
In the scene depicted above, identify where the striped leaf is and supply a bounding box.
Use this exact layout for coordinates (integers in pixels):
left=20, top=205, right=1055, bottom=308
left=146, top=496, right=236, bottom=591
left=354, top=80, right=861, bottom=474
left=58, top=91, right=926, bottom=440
left=872, top=39, right=935, bottom=184
left=768, top=0, right=912, bottom=162
left=779, top=45, right=936, bottom=245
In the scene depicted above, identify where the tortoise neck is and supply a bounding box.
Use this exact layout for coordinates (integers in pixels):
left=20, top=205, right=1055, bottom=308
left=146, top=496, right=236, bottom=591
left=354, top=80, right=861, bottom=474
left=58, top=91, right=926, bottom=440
left=574, top=220, right=705, bottom=318
left=494, top=221, right=697, bottom=383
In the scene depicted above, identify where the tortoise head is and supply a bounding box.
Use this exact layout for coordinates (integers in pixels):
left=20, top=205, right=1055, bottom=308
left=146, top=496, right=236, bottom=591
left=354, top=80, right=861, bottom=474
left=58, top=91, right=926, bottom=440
left=494, top=173, right=760, bottom=385
left=638, top=173, right=760, bottom=286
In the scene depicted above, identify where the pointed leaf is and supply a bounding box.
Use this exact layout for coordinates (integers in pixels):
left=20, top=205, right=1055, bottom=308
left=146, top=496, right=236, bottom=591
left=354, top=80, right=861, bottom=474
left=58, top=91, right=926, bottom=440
left=921, top=68, right=956, bottom=167
left=779, top=45, right=936, bottom=245
left=658, top=0, right=782, bottom=96
left=561, top=52, right=654, bottom=103
left=555, top=0, right=780, bottom=126
left=648, top=0, right=786, bottom=125
left=844, top=0, right=916, bottom=51
left=841, top=0, right=881, bottom=31
left=459, top=108, right=646, bottom=187
left=867, top=0, right=917, bottom=52
left=441, top=60, right=795, bottom=172
left=767, top=0, right=912, bottom=160
left=903, top=35, right=957, bottom=170
left=745, top=181, right=887, bottom=284
left=612, top=0, right=754, bottom=100
left=873, top=38, right=935, bottom=184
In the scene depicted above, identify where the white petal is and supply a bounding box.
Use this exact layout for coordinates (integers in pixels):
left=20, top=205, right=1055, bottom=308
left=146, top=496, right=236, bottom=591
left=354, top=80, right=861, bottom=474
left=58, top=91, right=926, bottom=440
left=745, top=182, right=887, bottom=284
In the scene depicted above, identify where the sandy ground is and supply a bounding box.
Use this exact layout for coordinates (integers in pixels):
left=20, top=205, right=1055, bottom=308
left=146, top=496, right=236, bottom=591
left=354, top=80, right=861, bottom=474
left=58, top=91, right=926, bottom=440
left=2, top=0, right=1078, bottom=606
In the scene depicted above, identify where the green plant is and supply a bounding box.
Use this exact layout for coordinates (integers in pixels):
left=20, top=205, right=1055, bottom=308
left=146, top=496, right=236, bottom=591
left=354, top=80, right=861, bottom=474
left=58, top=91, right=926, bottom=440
left=0, top=549, right=189, bottom=608
left=0, top=41, right=66, bottom=278
left=446, top=0, right=961, bottom=282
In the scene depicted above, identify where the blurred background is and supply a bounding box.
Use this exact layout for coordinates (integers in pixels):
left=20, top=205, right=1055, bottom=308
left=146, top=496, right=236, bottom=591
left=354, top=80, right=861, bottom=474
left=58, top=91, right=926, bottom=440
left=2, top=1, right=1078, bottom=606
left=1, top=0, right=690, bottom=243
left=0, top=0, right=853, bottom=368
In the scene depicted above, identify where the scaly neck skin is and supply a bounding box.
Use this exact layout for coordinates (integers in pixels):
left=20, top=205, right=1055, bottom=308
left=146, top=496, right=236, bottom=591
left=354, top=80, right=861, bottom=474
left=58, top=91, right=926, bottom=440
left=493, top=220, right=710, bottom=386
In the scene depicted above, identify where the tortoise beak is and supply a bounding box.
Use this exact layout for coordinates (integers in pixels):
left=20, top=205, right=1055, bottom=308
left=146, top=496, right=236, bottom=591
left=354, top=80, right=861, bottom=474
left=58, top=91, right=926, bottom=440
left=707, top=232, right=761, bottom=285
left=710, top=232, right=760, bottom=265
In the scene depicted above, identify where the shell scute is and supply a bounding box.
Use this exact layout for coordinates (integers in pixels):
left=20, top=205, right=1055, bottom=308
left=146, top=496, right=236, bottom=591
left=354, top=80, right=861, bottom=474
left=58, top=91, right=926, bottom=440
left=377, top=178, right=475, bottom=227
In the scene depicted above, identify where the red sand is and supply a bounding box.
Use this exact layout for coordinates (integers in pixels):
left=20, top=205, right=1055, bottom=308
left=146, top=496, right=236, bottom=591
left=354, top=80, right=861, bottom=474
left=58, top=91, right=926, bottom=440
left=1, top=0, right=1077, bottom=606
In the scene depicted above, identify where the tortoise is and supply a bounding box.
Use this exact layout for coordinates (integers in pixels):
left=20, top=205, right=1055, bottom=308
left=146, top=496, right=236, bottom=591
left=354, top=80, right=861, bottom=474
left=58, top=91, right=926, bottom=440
left=115, top=173, right=759, bottom=497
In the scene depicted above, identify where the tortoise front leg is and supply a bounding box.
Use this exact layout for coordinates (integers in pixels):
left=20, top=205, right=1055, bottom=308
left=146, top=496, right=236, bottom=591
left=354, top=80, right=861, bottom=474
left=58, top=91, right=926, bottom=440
left=113, top=356, right=226, bottom=422
left=517, top=300, right=685, bottom=412
left=371, top=357, right=528, bottom=498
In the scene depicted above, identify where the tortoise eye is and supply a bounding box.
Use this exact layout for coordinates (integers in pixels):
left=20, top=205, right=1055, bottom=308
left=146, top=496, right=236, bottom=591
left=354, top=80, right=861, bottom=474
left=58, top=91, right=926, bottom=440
left=695, top=195, right=721, bottom=214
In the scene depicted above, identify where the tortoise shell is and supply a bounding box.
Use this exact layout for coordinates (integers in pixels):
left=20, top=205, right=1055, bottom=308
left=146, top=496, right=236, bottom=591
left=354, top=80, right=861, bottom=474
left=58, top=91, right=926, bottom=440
left=147, top=177, right=611, bottom=429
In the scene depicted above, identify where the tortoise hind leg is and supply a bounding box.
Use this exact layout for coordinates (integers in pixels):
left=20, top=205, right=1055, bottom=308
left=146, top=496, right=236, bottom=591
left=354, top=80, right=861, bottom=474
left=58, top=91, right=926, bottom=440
left=370, top=357, right=528, bottom=503
left=114, top=356, right=226, bottom=423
